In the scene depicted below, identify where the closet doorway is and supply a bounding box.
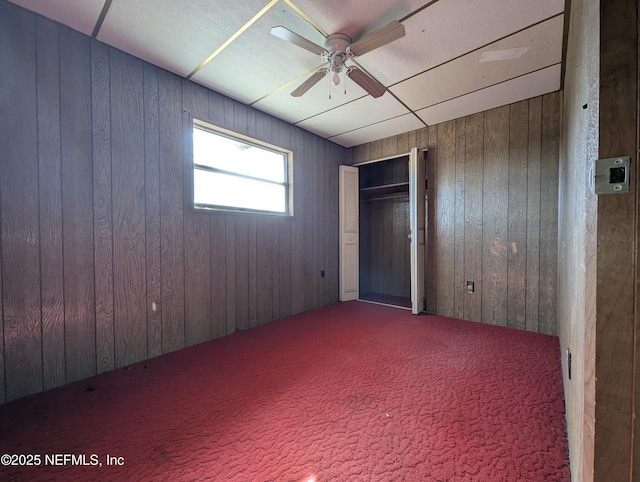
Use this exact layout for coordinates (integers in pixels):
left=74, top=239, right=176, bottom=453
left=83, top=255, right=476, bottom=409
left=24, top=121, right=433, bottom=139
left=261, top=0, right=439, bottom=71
left=339, top=147, right=426, bottom=314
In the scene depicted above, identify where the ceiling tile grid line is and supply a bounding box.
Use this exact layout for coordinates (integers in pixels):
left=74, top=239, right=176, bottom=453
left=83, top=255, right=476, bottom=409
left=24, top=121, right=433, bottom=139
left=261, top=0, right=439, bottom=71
left=91, top=0, right=112, bottom=38
left=308, top=109, right=421, bottom=139
left=186, top=0, right=280, bottom=78
left=249, top=62, right=328, bottom=106
left=283, top=0, right=327, bottom=37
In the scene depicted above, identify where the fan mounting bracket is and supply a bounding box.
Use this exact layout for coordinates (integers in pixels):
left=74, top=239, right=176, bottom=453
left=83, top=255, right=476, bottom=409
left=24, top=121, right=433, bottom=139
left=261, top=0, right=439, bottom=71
left=324, top=33, right=352, bottom=55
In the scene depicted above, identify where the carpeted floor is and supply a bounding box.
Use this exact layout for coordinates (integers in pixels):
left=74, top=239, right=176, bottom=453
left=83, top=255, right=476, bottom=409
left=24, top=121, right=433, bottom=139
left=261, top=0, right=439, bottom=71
left=0, top=301, right=569, bottom=481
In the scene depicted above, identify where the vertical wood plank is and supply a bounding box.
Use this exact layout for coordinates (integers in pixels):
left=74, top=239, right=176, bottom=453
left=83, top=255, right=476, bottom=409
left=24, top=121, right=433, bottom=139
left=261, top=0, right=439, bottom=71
left=270, top=125, right=281, bottom=317
left=381, top=196, right=394, bottom=295
left=310, top=137, right=320, bottom=309
left=0, top=4, right=42, bottom=400
left=370, top=139, right=382, bottom=160
left=278, top=122, right=292, bottom=318
left=158, top=70, right=185, bottom=353
left=290, top=128, right=305, bottom=315
left=370, top=202, right=382, bottom=293
left=351, top=143, right=368, bottom=165
left=278, top=218, right=292, bottom=319
left=144, top=63, right=162, bottom=358
left=391, top=199, right=407, bottom=296
left=381, top=137, right=398, bottom=159
left=207, top=89, right=226, bottom=126
left=303, top=132, right=316, bottom=310
left=397, top=132, right=410, bottom=155
left=235, top=216, right=249, bottom=331
left=463, top=114, right=484, bottom=322
left=407, top=130, right=417, bottom=152
left=37, top=17, right=65, bottom=390
left=425, top=126, right=437, bottom=313
left=526, top=97, right=542, bottom=333
left=315, top=139, right=326, bottom=308
left=208, top=92, right=227, bottom=338
left=435, top=121, right=456, bottom=317
left=111, top=50, right=147, bottom=367
left=482, top=107, right=509, bottom=326
left=91, top=39, right=114, bottom=374
left=255, top=113, right=274, bottom=323
left=60, top=27, right=96, bottom=383
left=539, top=92, right=560, bottom=336
left=257, top=218, right=273, bottom=325
left=507, top=100, right=529, bottom=330
left=417, top=128, right=429, bottom=151
left=210, top=215, right=227, bottom=338
left=248, top=216, right=258, bottom=328
left=182, top=81, right=211, bottom=346
left=225, top=216, right=237, bottom=333
left=595, top=3, right=637, bottom=480
left=453, top=118, right=466, bottom=319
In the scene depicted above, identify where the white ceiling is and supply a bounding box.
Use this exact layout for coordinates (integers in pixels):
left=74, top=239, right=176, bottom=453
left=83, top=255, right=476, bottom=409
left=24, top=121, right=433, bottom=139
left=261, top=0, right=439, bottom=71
left=9, top=0, right=565, bottom=148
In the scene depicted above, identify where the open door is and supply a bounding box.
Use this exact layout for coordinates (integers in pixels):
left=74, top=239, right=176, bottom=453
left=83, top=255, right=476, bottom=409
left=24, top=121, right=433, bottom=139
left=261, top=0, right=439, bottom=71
left=339, top=165, right=359, bottom=301
left=409, top=147, right=426, bottom=314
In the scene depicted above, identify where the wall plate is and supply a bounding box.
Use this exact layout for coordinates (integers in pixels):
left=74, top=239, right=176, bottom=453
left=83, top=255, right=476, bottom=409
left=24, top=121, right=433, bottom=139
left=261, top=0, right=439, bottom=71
left=592, top=156, right=630, bottom=194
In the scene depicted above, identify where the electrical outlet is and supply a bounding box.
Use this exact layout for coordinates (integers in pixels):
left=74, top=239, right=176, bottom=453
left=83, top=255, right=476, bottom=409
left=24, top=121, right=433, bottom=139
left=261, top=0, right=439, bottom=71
left=466, top=281, right=474, bottom=293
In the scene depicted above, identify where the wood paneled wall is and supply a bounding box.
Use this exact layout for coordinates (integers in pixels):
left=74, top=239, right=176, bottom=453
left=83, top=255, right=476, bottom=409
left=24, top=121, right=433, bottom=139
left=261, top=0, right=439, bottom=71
left=359, top=199, right=411, bottom=298
left=0, top=2, right=344, bottom=404
left=560, top=0, right=639, bottom=480
left=558, top=0, right=599, bottom=478
left=351, top=93, right=561, bottom=335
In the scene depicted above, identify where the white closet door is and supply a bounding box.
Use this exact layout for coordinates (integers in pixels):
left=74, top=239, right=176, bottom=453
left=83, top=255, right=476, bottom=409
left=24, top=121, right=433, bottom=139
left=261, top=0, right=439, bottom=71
left=409, top=147, right=426, bottom=314
left=339, top=165, right=359, bottom=301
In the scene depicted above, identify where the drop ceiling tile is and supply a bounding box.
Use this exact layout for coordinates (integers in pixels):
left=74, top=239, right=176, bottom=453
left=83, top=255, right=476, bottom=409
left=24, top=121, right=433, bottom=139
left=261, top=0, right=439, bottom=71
left=329, top=114, right=425, bottom=148
left=360, top=0, right=564, bottom=85
left=416, top=64, right=561, bottom=126
left=296, top=94, right=411, bottom=138
left=389, top=15, right=563, bottom=111
left=98, top=0, right=273, bottom=77
left=191, top=2, right=326, bottom=105
left=8, top=0, right=105, bottom=36
left=290, top=0, right=424, bottom=39
left=254, top=76, right=373, bottom=125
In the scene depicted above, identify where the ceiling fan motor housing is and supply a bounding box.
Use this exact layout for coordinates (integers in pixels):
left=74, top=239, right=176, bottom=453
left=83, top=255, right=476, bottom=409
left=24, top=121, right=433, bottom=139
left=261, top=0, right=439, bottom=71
left=324, top=33, right=352, bottom=73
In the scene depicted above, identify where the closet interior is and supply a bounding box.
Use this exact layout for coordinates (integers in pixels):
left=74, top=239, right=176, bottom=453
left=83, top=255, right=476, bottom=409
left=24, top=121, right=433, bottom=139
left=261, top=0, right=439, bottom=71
left=358, top=155, right=412, bottom=309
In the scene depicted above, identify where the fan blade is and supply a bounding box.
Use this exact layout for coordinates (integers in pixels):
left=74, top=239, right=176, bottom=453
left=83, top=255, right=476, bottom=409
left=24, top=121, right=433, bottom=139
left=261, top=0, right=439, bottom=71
left=291, top=70, right=327, bottom=97
left=271, top=26, right=326, bottom=56
left=347, top=67, right=386, bottom=98
left=349, top=20, right=405, bottom=57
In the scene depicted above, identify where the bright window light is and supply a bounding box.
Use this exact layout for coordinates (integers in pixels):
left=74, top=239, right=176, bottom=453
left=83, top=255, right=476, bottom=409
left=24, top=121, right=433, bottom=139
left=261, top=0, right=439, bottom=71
left=192, top=120, right=292, bottom=215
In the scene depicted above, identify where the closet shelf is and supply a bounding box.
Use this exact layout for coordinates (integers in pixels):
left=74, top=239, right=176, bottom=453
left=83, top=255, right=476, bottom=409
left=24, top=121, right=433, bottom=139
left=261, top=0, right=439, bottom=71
left=360, top=182, right=409, bottom=200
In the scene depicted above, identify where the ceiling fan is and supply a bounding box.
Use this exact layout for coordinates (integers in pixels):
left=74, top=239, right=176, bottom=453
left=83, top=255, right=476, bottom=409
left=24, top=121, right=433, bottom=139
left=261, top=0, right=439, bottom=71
left=270, top=20, right=406, bottom=98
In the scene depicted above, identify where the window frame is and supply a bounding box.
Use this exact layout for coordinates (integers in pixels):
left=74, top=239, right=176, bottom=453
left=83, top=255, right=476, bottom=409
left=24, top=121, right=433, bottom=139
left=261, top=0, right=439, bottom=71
left=191, top=118, right=293, bottom=216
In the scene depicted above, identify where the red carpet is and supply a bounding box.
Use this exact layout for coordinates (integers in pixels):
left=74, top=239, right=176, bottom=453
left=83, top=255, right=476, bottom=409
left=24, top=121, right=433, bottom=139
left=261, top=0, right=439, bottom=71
left=0, top=301, right=569, bottom=481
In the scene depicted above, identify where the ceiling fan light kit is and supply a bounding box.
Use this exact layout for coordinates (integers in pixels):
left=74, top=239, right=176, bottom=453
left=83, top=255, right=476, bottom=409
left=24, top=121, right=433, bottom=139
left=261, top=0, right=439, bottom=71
left=270, top=20, right=405, bottom=100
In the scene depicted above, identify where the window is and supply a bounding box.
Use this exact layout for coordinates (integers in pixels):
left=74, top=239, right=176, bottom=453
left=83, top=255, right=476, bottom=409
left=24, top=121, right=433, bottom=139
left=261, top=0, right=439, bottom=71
left=192, top=119, right=293, bottom=215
